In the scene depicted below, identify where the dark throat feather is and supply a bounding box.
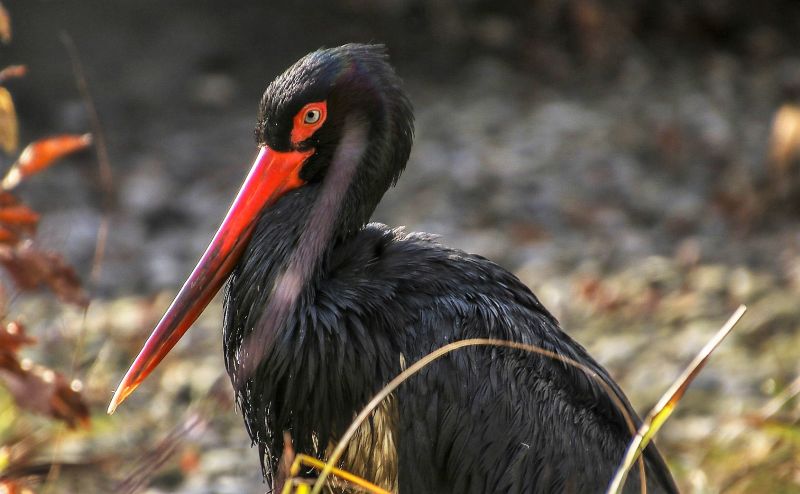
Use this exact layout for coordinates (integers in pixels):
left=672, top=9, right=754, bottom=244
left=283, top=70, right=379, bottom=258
left=223, top=116, right=369, bottom=477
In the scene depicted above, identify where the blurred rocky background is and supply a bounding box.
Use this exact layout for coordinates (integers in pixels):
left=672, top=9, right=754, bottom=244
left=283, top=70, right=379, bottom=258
left=2, top=1, right=800, bottom=492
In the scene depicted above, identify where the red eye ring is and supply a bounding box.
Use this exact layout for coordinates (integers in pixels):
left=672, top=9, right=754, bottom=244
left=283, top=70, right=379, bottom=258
left=291, top=101, right=327, bottom=145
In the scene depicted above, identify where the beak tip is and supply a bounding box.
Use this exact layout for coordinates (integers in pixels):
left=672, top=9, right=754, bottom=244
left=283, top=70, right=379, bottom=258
left=107, top=392, right=121, bottom=415
left=107, top=379, right=131, bottom=415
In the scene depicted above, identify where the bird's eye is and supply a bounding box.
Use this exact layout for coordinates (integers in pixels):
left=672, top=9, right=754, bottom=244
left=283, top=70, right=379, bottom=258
left=304, top=109, right=321, bottom=124
left=291, top=101, right=327, bottom=145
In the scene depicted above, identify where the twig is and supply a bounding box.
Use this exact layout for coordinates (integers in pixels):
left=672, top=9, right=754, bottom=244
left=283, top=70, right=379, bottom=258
left=116, top=413, right=204, bottom=494
left=60, top=31, right=115, bottom=283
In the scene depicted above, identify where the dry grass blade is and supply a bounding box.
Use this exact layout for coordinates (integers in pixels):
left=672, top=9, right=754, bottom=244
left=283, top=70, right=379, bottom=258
left=281, top=454, right=391, bottom=494
left=606, top=305, right=747, bottom=494
left=310, top=338, right=642, bottom=494
left=115, top=413, right=204, bottom=494
left=758, top=373, right=800, bottom=420
left=113, top=377, right=231, bottom=494
left=0, top=86, right=18, bottom=154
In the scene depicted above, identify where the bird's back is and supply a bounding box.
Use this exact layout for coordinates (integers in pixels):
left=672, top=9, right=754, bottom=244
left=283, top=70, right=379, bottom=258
left=318, top=224, right=678, bottom=494
left=226, top=222, right=677, bottom=493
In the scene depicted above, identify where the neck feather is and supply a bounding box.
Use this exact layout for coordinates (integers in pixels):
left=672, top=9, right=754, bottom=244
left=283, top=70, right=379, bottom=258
left=230, top=116, right=368, bottom=386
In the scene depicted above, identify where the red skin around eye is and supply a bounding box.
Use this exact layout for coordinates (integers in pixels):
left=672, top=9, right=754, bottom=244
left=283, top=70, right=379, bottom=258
left=291, top=101, right=327, bottom=145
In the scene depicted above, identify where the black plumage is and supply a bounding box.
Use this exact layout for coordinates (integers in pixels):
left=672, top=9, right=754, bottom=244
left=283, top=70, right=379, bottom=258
left=219, top=44, right=679, bottom=493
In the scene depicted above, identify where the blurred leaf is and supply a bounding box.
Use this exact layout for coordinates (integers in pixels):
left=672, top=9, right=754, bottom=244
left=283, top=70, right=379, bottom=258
left=0, top=320, right=89, bottom=429
left=2, top=134, right=92, bottom=190
left=0, top=205, right=39, bottom=234
left=0, top=1, right=9, bottom=44
left=0, top=65, right=25, bottom=84
left=0, top=358, right=90, bottom=429
left=0, top=193, right=37, bottom=240
left=575, top=275, right=623, bottom=312
left=0, top=87, right=17, bottom=155
left=0, top=192, right=17, bottom=207
left=769, top=104, right=800, bottom=176
left=762, top=420, right=800, bottom=446
left=0, top=226, right=16, bottom=245
left=0, top=242, right=89, bottom=307
left=0, top=322, right=35, bottom=353
left=0, top=480, right=35, bottom=494
left=178, top=448, right=200, bottom=474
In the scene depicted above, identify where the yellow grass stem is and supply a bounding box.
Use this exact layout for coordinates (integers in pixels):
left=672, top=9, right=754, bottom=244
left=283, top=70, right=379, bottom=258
left=310, top=338, right=642, bottom=494
left=606, top=305, right=747, bottom=494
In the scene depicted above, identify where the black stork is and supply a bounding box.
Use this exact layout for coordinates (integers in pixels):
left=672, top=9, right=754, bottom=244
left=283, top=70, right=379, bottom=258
left=109, top=44, right=678, bottom=493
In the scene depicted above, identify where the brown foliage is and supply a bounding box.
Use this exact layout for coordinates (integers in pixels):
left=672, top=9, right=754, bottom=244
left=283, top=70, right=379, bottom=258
left=0, top=243, right=89, bottom=307
left=0, top=6, right=94, bottom=481
left=0, top=322, right=90, bottom=428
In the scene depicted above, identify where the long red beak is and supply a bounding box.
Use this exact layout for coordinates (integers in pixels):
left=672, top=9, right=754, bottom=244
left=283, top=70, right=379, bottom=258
left=108, top=145, right=311, bottom=414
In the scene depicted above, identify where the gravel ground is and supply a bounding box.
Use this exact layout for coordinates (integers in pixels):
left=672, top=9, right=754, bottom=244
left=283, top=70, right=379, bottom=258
left=3, top=1, right=800, bottom=492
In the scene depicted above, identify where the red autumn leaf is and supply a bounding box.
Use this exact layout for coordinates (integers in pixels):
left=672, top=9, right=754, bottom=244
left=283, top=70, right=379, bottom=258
left=0, top=242, right=89, bottom=307
left=0, top=191, right=18, bottom=206
left=2, top=134, right=92, bottom=190
left=0, top=194, right=38, bottom=239
left=179, top=448, right=201, bottom=474
left=0, top=479, right=35, bottom=494
left=0, top=225, right=18, bottom=244
left=0, top=204, right=39, bottom=230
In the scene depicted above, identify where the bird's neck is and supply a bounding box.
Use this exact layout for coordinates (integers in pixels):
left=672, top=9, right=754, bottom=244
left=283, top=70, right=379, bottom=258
left=226, top=118, right=370, bottom=387
left=224, top=185, right=344, bottom=375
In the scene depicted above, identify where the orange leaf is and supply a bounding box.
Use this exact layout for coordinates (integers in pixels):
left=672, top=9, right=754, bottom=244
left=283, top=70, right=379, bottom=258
left=179, top=448, right=201, bottom=474
left=0, top=65, right=25, bottom=83
left=0, top=196, right=38, bottom=238
left=0, top=191, right=18, bottom=206
left=0, top=86, right=18, bottom=154
left=769, top=103, right=800, bottom=175
left=0, top=480, right=35, bottom=494
left=2, top=134, right=92, bottom=190
left=0, top=225, right=17, bottom=244
left=0, top=205, right=39, bottom=228
left=0, top=1, right=10, bottom=44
